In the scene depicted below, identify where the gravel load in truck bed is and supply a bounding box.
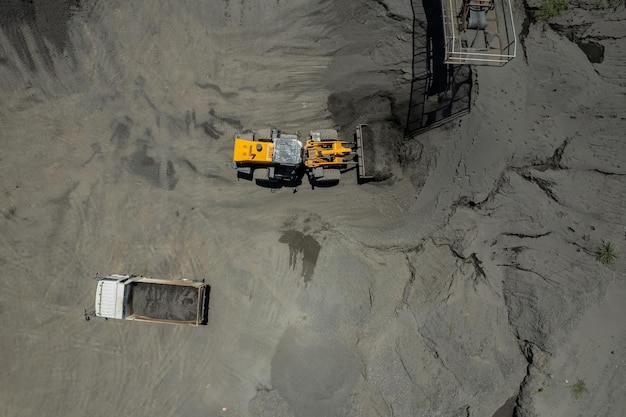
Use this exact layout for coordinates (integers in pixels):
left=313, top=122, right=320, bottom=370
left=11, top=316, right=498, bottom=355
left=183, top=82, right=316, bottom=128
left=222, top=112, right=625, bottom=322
left=130, top=282, right=199, bottom=322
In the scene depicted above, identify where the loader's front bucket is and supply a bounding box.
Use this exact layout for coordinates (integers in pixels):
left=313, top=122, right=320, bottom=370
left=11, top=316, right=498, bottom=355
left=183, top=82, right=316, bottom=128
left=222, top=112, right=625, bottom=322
left=355, top=124, right=374, bottom=183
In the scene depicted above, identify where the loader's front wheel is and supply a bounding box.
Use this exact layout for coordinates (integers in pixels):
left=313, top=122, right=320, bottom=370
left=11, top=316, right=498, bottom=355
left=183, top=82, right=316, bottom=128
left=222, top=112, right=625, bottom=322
left=254, top=129, right=272, bottom=141
left=316, top=129, right=338, bottom=141
left=313, top=168, right=341, bottom=186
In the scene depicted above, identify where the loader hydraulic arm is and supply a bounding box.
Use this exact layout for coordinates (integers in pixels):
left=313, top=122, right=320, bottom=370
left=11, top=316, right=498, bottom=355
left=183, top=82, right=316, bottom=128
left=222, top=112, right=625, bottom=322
left=303, top=140, right=354, bottom=168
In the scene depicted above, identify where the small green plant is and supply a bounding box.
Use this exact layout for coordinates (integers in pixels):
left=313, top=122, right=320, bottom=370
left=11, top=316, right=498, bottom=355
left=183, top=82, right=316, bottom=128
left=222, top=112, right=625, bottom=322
left=597, top=241, right=617, bottom=265
left=535, top=0, right=569, bottom=21
left=600, top=0, right=625, bottom=9
left=569, top=379, right=588, bottom=399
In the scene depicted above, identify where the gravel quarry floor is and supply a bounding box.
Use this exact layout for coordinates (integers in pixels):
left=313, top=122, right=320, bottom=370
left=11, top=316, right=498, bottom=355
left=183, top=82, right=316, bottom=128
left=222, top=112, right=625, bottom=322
left=0, top=1, right=625, bottom=416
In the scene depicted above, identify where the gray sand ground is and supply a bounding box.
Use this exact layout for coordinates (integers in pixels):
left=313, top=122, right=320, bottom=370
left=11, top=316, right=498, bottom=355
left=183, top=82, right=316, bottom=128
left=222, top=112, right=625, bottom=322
left=0, top=1, right=625, bottom=416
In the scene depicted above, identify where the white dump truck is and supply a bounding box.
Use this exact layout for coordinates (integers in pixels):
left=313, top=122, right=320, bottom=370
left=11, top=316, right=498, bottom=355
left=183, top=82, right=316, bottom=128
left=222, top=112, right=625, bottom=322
left=94, top=274, right=210, bottom=326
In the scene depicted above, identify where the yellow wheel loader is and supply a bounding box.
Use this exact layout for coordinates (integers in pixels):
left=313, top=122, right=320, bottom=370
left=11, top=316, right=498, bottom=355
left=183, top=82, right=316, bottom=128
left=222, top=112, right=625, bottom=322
left=233, top=125, right=373, bottom=186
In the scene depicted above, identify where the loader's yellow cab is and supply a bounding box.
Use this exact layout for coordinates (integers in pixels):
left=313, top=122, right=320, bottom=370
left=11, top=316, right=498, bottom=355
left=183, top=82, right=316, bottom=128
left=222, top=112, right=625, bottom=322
left=233, top=138, right=274, bottom=164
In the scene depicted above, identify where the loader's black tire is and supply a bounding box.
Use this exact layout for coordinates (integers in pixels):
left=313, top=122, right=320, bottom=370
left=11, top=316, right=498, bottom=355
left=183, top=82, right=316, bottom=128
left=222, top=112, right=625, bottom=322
left=314, top=168, right=341, bottom=186
left=317, top=129, right=338, bottom=141
left=253, top=168, right=269, bottom=181
left=254, top=129, right=272, bottom=141
left=238, top=132, right=254, bottom=141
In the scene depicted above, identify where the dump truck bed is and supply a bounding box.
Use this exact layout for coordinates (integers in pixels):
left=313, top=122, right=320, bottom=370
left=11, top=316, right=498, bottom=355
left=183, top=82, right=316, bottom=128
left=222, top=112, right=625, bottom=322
left=129, top=281, right=203, bottom=323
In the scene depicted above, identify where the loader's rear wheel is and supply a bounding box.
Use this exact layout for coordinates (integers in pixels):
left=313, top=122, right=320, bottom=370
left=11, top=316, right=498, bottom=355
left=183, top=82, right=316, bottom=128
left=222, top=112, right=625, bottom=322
left=254, top=129, right=272, bottom=141
left=314, top=168, right=341, bottom=186
left=317, top=129, right=338, bottom=141
left=253, top=168, right=269, bottom=182
left=239, top=132, right=254, bottom=141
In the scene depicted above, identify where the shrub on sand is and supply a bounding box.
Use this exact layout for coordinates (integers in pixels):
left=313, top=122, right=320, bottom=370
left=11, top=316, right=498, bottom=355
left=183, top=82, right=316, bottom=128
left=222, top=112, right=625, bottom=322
left=597, top=241, right=617, bottom=265
left=536, top=0, right=569, bottom=21
left=570, top=379, right=588, bottom=399
left=603, top=0, right=625, bottom=9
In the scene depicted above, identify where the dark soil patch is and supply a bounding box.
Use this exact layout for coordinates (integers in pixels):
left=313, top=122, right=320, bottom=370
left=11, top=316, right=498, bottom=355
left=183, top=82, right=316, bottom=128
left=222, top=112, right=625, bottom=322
left=0, top=0, right=78, bottom=72
left=576, top=40, right=604, bottom=64
left=279, top=230, right=321, bottom=283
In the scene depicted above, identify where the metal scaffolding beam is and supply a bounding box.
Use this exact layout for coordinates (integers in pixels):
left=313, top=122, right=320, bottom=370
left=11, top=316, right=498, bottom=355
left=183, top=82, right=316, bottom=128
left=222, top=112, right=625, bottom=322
left=442, top=0, right=517, bottom=66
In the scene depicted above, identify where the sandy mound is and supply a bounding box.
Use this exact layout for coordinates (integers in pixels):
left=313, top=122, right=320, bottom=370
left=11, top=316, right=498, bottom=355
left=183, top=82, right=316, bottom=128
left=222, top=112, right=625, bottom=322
left=0, top=1, right=624, bottom=417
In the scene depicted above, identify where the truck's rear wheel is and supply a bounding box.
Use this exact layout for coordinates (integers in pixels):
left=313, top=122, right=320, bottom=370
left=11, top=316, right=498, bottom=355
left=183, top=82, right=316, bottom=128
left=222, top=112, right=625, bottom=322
left=314, top=168, right=341, bottom=185
left=254, top=129, right=272, bottom=141
left=317, top=129, right=338, bottom=141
